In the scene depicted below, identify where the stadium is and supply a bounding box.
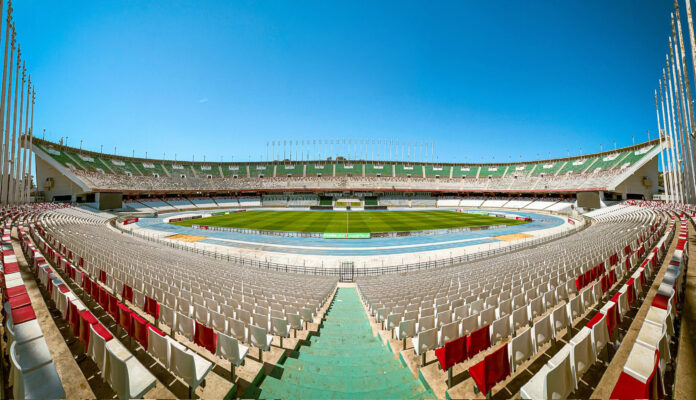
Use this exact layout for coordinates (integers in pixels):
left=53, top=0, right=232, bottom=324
left=0, top=1, right=694, bottom=400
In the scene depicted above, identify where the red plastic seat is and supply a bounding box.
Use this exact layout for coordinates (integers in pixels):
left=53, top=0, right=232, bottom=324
left=93, top=323, right=114, bottom=342
left=98, top=286, right=110, bottom=310
left=626, top=279, right=636, bottom=306
left=67, top=300, right=81, bottom=336
left=98, top=269, right=107, bottom=284
left=469, top=344, right=510, bottom=397
left=118, top=303, right=133, bottom=335
left=10, top=304, right=36, bottom=325
left=79, top=310, right=99, bottom=349
left=610, top=350, right=662, bottom=400
left=132, top=314, right=150, bottom=348
left=600, top=276, right=609, bottom=294
left=122, top=284, right=133, bottom=303
left=605, top=304, right=618, bottom=340
left=6, top=285, right=27, bottom=298
left=467, top=325, right=491, bottom=357
left=194, top=321, right=217, bottom=354
left=586, top=312, right=604, bottom=329
left=9, top=293, right=31, bottom=309
left=144, top=296, right=160, bottom=320
left=435, top=335, right=467, bottom=371
left=107, top=295, right=120, bottom=320
left=651, top=294, right=670, bottom=310
left=90, top=279, right=101, bottom=300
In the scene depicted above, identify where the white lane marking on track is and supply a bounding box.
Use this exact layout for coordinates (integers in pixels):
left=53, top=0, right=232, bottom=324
left=197, top=235, right=502, bottom=251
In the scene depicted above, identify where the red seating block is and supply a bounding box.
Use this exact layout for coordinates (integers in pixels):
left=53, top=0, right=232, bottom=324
left=467, top=325, right=490, bottom=358
left=144, top=296, right=160, bottom=320
left=118, top=303, right=133, bottom=335
left=132, top=314, right=150, bottom=348
left=610, top=350, right=662, bottom=400
left=78, top=310, right=99, bottom=349
left=194, top=321, right=217, bottom=354
left=93, top=323, right=114, bottom=342
left=468, top=344, right=510, bottom=397
left=122, top=284, right=133, bottom=303
left=651, top=294, right=670, bottom=310
left=435, top=335, right=467, bottom=371
left=9, top=293, right=31, bottom=309
left=586, top=312, right=604, bottom=329
left=107, top=295, right=120, bottom=320
left=10, top=304, right=36, bottom=325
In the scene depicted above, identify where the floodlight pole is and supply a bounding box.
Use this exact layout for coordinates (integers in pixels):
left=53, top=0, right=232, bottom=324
left=1, top=26, right=15, bottom=204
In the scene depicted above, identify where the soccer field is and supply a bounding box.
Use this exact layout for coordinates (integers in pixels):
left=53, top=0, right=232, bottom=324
left=170, top=210, right=528, bottom=233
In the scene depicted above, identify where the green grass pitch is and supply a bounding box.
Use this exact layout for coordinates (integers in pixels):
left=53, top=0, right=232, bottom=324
left=170, top=210, right=528, bottom=233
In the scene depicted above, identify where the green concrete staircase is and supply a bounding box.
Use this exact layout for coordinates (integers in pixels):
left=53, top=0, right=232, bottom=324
left=256, top=287, right=435, bottom=399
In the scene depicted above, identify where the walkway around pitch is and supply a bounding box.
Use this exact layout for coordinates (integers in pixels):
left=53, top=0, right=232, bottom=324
left=255, top=287, right=436, bottom=399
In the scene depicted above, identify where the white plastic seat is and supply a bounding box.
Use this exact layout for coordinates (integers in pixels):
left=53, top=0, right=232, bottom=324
left=160, top=304, right=176, bottom=329
left=9, top=342, right=65, bottom=400
left=271, top=317, right=291, bottom=347
left=229, top=318, right=248, bottom=343
left=105, top=342, right=157, bottom=400
left=461, top=314, right=478, bottom=336
left=438, top=320, right=459, bottom=347
left=249, top=324, right=273, bottom=362
left=581, top=288, right=594, bottom=309
left=527, top=296, right=544, bottom=321
left=417, top=315, right=434, bottom=332
left=412, top=327, right=437, bottom=366
left=436, top=310, right=451, bottom=328
left=210, top=311, right=227, bottom=333
left=216, top=331, right=249, bottom=380
left=490, top=315, right=511, bottom=344
left=479, top=307, right=496, bottom=327
left=569, top=327, right=594, bottom=388
left=287, top=313, right=302, bottom=337
left=87, top=324, right=110, bottom=374
left=510, top=305, right=529, bottom=333
left=533, top=314, right=552, bottom=351
left=176, top=312, right=195, bottom=340
left=170, top=341, right=213, bottom=399
left=509, top=327, right=533, bottom=372
left=395, top=319, right=416, bottom=346
left=590, top=315, right=610, bottom=360
left=194, top=303, right=210, bottom=325
left=147, top=325, right=171, bottom=367
left=567, top=295, right=583, bottom=322
left=551, top=304, right=568, bottom=336
left=520, top=349, right=574, bottom=399
left=623, top=342, right=658, bottom=384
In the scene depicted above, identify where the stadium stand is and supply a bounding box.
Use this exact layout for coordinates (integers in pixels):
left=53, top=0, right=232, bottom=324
left=356, top=202, right=686, bottom=398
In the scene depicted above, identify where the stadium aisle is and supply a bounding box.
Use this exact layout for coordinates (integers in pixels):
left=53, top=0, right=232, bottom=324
left=257, top=287, right=436, bottom=399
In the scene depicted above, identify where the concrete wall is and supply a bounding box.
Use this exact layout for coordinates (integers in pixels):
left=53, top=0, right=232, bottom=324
left=612, top=157, right=659, bottom=200
left=35, top=157, right=88, bottom=201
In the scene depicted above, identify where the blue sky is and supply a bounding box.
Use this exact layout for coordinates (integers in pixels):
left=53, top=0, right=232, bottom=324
left=17, top=0, right=675, bottom=164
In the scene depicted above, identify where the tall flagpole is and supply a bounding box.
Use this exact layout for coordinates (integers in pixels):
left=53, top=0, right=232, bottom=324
left=25, top=87, right=33, bottom=202
left=11, top=61, right=23, bottom=203
left=670, top=31, right=691, bottom=202
left=0, top=4, right=11, bottom=203
left=668, top=45, right=687, bottom=203
left=673, top=26, right=696, bottom=202
left=7, top=44, right=19, bottom=204
left=656, top=90, right=670, bottom=201
left=19, top=77, right=27, bottom=203
left=1, top=24, right=14, bottom=204
left=663, top=74, right=679, bottom=202
left=665, top=59, right=683, bottom=203
left=675, top=2, right=696, bottom=200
